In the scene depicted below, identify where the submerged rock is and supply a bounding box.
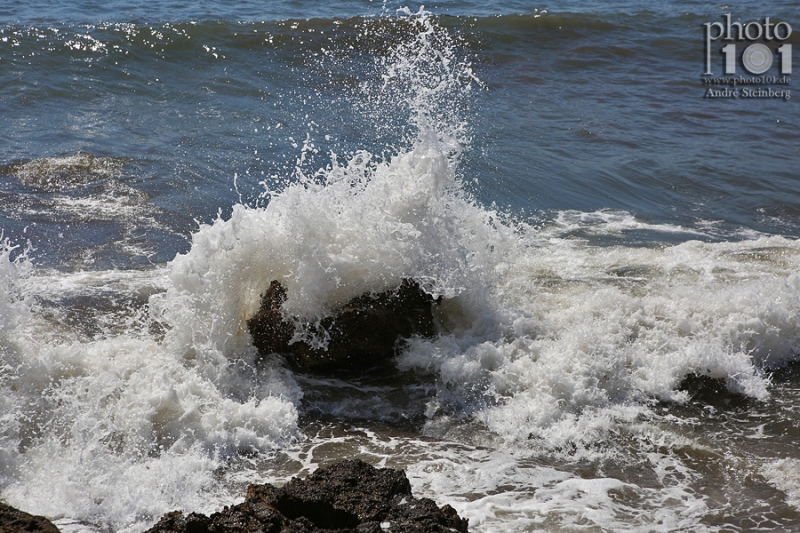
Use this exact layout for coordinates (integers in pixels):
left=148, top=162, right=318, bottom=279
left=0, top=502, right=61, bottom=533
left=146, top=459, right=468, bottom=533
left=247, top=279, right=439, bottom=374
left=4, top=151, right=124, bottom=190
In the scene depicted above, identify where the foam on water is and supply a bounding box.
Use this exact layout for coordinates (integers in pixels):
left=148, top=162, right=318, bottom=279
left=0, top=240, right=32, bottom=340
left=3, top=6, right=800, bottom=533
left=0, top=240, right=33, bottom=481
left=0, top=250, right=299, bottom=532
left=133, top=9, right=800, bottom=528
left=401, top=234, right=800, bottom=451
left=231, top=421, right=718, bottom=532
left=549, top=209, right=707, bottom=237
left=764, top=459, right=800, bottom=508
left=6, top=153, right=125, bottom=190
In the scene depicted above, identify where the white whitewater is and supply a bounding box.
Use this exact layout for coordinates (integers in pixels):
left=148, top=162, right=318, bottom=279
left=2, top=8, right=800, bottom=533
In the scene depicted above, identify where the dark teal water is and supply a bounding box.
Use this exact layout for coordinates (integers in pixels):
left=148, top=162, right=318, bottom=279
left=2, top=1, right=798, bottom=269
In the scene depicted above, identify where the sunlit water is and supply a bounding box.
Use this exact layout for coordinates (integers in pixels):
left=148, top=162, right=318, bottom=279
left=2, top=1, right=800, bottom=532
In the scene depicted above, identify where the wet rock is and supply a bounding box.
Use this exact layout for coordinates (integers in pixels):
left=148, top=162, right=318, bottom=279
left=146, top=459, right=468, bottom=533
left=247, top=279, right=439, bottom=374
left=0, top=502, right=61, bottom=533
left=678, top=374, right=752, bottom=408
left=5, top=152, right=124, bottom=190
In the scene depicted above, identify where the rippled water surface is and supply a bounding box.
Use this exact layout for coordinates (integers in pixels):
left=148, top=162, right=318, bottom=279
left=2, top=1, right=800, bottom=532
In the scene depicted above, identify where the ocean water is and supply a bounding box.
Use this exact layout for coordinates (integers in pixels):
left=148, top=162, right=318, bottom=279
left=2, top=1, right=800, bottom=531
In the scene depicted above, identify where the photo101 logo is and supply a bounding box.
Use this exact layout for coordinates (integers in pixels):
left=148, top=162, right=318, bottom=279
left=703, top=14, right=793, bottom=100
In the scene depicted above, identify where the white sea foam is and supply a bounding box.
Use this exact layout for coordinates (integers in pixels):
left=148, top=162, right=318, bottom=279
left=138, top=67, right=800, bottom=529
left=0, top=247, right=299, bottom=532
left=3, top=7, right=800, bottom=533
left=0, top=238, right=32, bottom=340
left=548, top=209, right=707, bottom=237
left=8, top=165, right=798, bottom=531
left=763, top=458, right=800, bottom=509
left=8, top=152, right=123, bottom=190
left=399, top=234, right=800, bottom=456
left=0, top=240, right=34, bottom=487
left=238, top=424, right=718, bottom=533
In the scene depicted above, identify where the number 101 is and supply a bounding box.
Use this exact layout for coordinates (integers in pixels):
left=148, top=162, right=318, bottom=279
left=720, top=43, right=792, bottom=75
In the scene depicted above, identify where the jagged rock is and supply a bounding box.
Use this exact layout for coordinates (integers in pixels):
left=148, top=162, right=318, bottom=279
left=146, top=459, right=468, bottom=533
left=0, top=502, right=61, bottom=533
left=247, top=279, right=439, bottom=374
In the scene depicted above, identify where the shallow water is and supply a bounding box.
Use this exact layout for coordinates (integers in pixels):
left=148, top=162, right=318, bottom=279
left=2, top=1, right=800, bottom=532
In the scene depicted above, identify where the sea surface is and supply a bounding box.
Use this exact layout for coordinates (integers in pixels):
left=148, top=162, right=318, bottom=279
left=2, top=1, right=800, bottom=531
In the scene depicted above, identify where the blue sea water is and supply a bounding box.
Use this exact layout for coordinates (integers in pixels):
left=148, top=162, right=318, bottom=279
left=2, top=1, right=800, bottom=532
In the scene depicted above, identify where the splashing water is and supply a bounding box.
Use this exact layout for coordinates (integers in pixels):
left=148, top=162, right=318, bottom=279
left=3, top=6, right=800, bottom=533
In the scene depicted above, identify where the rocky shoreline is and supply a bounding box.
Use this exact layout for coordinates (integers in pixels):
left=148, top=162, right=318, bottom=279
left=1, top=460, right=468, bottom=533
left=1, top=280, right=466, bottom=533
left=147, top=460, right=468, bottom=533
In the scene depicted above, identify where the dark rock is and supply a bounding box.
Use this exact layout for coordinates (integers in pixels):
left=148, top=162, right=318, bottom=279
left=0, top=502, right=61, bottom=533
left=248, top=279, right=439, bottom=374
left=678, top=374, right=752, bottom=408
left=146, top=459, right=468, bottom=533
left=147, top=507, right=283, bottom=533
